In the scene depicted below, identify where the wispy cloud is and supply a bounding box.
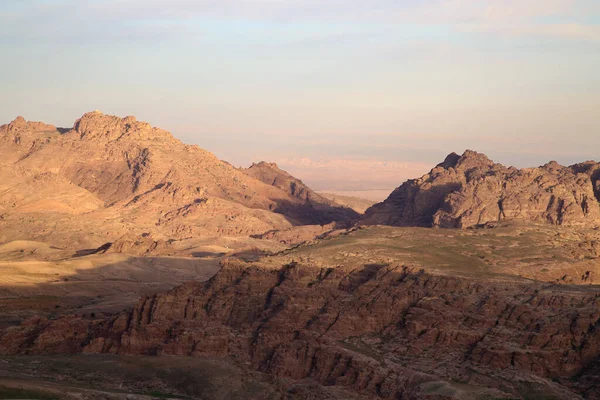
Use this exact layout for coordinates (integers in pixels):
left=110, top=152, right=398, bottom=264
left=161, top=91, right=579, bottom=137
left=476, top=22, right=600, bottom=41
left=0, top=0, right=201, bottom=43
left=2, top=0, right=599, bottom=42
left=445, top=0, right=600, bottom=41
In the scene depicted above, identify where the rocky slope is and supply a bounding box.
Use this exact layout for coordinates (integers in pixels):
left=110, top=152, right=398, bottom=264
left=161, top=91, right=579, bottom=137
left=3, top=226, right=600, bottom=399
left=0, top=112, right=353, bottom=248
left=363, top=150, right=600, bottom=228
left=243, top=161, right=359, bottom=225
left=244, top=162, right=328, bottom=203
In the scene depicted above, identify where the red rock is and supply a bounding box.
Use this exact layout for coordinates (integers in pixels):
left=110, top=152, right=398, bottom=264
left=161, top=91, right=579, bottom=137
left=363, top=150, right=600, bottom=228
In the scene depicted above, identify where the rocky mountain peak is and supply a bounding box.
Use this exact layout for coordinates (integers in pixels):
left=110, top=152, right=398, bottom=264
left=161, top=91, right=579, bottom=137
left=1, top=116, right=57, bottom=134
left=436, top=150, right=495, bottom=173
left=72, top=111, right=174, bottom=142
left=0, top=111, right=363, bottom=244
left=250, top=161, right=279, bottom=170
left=244, top=161, right=313, bottom=199
left=456, top=150, right=495, bottom=169
left=363, top=151, right=600, bottom=228
left=437, top=152, right=461, bottom=169
left=542, top=160, right=564, bottom=172
left=11, top=116, right=26, bottom=125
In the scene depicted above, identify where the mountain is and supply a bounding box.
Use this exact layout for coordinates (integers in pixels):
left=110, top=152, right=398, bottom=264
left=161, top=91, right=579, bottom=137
left=0, top=112, right=353, bottom=248
left=362, top=150, right=600, bottom=228
left=243, top=161, right=359, bottom=224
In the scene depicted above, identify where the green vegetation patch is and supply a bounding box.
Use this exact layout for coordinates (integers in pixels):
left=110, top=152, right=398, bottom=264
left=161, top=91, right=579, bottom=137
left=0, top=386, right=59, bottom=400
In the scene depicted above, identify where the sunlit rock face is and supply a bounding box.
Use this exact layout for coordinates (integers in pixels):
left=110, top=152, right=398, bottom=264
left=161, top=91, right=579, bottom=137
left=363, top=150, right=600, bottom=228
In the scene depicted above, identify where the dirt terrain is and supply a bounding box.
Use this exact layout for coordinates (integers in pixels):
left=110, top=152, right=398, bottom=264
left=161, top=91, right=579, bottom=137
left=0, top=354, right=367, bottom=399
left=0, top=234, right=292, bottom=328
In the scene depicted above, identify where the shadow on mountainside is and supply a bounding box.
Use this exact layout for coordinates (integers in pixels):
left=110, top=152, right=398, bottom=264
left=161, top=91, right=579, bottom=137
left=0, top=254, right=223, bottom=328
left=192, top=251, right=227, bottom=258
left=73, top=242, right=113, bottom=257
left=363, top=182, right=462, bottom=227
left=592, top=168, right=600, bottom=203
left=271, top=198, right=360, bottom=226
left=0, top=354, right=287, bottom=399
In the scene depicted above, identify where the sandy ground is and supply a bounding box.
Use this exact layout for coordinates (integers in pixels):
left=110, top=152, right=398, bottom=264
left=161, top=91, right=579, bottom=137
left=0, top=237, right=287, bottom=326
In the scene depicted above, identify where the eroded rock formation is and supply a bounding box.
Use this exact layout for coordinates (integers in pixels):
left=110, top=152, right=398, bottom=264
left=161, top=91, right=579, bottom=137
left=363, top=150, right=600, bottom=228
left=2, top=254, right=598, bottom=399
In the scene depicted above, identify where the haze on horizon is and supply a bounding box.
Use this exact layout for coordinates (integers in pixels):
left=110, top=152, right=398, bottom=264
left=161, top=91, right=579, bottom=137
left=1, top=0, right=599, bottom=194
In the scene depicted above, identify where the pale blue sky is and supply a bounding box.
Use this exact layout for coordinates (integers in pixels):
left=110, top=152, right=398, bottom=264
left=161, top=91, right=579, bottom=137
left=1, top=0, right=599, bottom=191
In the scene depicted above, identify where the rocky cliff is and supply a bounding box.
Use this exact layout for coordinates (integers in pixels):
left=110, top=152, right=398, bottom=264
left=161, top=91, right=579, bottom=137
left=3, top=225, right=600, bottom=399
left=363, top=150, right=600, bottom=228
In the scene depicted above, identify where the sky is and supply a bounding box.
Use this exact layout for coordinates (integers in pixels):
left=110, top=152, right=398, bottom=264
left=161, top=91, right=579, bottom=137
left=1, top=0, right=599, bottom=194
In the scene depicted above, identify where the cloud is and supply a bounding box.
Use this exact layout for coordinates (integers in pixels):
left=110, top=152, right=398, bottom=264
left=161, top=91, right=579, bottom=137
left=495, top=22, right=600, bottom=41
left=2, top=0, right=598, bottom=42
left=442, top=0, right=600, bottom=41
left=0, top=0, right=201, bottom=43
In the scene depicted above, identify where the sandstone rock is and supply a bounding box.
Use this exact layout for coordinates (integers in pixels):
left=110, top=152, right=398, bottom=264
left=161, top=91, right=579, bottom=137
left=1, top=116, right=58, bottom=135
left=102, top=233, right=170, bottom=256
left=3, top=255, right=598, bottom=399
left=4, top=116, right=600, bottom=399
left=0, top=116, right=59, bottom=147
left=0, top=112, right=353, bottom=247
left=71, top=111, right=174, bottom=142
left=363, top=150, right=600, bottom=228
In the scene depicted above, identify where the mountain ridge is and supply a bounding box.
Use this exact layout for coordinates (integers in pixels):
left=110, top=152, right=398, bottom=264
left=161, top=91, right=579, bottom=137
left=0, top=112, right=356, bottom=248
left=362, top=149, right=600, bottom=228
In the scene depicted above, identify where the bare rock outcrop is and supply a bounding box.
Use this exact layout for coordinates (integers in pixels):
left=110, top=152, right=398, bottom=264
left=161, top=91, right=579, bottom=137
left=101, top=233, right=170, bottom=256
left=363, top=150, right=600, bottom=228
left=71, top=111, right=175, bottom=142
left=0, top=116, right=60, bottom=147
left=245, top=162, right=327, bottom=203
left=2, top=256, right=599, bottom=399
left=1, top=116, right=58, bottom=135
